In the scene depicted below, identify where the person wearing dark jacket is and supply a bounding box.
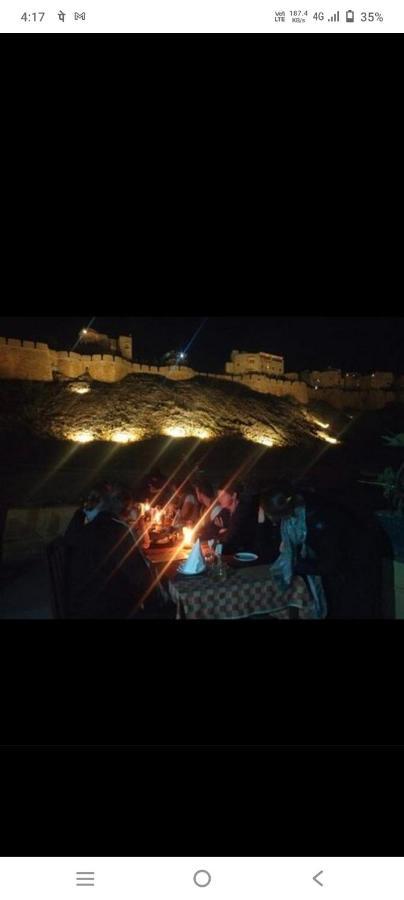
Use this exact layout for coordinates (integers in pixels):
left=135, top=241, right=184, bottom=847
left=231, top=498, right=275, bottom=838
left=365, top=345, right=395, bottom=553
left=65, top=484, right=175, bottom=620
left=254, top=512, right=282, bottom=565
left=64, top=482, right=113, bottom=545
left=217, top=481, right=260, bottom=555
left=260, top=483, right=383, bottom=619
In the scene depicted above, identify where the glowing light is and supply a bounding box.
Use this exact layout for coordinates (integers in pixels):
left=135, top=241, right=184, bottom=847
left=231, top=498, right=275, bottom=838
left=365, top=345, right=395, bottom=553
left=183, top=526, right=195, bottom=547
left=313, top=420, right=330, bottom=430
left=243, top=427, right=275, bottom=447
left=111, top=431, right=136, bottom=444
left=191, top=428, right=212, bottom=440
left=164, top=426, right=187, bottom=438
left=163, top=424, right=212, bottom=440
left=69, top=383, right=91, bottom=395
left=317, top=431, right=339, bottom=445
left=71, top=431, right=94, bottom=444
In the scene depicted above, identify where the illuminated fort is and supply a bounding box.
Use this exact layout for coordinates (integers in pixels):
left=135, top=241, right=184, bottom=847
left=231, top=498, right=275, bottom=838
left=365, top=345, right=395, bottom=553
left=0, top=328, right=403, bottom=410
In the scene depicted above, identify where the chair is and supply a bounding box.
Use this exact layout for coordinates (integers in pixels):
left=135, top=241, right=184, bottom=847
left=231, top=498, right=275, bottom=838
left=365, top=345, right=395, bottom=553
left=46, top=538, right=70, bottom=619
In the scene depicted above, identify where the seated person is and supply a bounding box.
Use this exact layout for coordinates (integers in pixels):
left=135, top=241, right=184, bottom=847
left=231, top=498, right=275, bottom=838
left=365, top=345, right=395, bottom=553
left=137, top=468, right=167, bottom=504
left=65, top=484, right=175, bottom=619
left=217, top=480, right=260, bottom=555
left=193, top=478, right=228, bottom=543
left=64, top=482, right=113, bottom=544
left=171, top=479, right=200, bottom=528
left=260, top=482, right=383, bottom=619
left=254, top=502, right=283, bottom=565
left=125, top=499, right=152, bottom=552
left=115, top=484, right=153, bottom=551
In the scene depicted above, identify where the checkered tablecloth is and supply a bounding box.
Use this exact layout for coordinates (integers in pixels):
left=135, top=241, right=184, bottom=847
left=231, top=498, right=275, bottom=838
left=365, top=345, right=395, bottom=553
left=168, top=564, right=314, bottom=620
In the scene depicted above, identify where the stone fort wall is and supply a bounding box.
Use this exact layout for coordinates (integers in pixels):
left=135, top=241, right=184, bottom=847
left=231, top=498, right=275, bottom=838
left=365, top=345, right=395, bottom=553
left=0, top=337, right=310, bottom=401
left=0, top=338, right=54, bottom=382
left=0, top=336, right=402, bottom=410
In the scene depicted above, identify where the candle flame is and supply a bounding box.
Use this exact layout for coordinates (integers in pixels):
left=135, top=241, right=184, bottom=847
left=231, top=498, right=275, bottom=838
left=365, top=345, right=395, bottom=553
left=183, top=526, right=195, bottom=547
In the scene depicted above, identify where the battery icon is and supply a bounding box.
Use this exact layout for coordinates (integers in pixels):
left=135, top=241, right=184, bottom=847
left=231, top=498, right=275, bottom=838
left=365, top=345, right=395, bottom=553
left=346, top=8, right=354, bottom=18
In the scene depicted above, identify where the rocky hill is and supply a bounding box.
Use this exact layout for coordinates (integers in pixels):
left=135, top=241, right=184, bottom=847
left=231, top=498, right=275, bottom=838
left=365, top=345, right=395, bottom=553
left=0, top=376, right=327, bottom=447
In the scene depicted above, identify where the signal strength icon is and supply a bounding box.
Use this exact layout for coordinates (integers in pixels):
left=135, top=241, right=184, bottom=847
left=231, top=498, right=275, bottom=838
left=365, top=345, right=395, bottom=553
left=328, top=10, right=339, bottom=19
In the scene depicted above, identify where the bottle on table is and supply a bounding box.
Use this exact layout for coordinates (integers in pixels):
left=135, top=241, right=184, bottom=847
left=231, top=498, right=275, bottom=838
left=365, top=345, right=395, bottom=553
left=214, top=543, right=228, bottom=581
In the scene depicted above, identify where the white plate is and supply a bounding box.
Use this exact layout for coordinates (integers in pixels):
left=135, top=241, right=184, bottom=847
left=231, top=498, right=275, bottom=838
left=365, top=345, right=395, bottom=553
left=234, top=553, right=259, bottom=562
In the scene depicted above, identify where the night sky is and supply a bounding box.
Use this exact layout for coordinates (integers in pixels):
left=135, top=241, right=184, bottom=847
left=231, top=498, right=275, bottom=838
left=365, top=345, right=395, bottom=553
left=0, top=316, right=403, bottom=374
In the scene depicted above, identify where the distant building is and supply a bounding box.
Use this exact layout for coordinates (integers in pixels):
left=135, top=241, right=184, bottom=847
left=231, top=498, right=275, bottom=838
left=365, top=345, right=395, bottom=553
left=301, top=370, right=342, bottom=389
left=366, top=371, right=394, bottom=390
left=344, top=371, right=393, bottom=390
left=78, top=328, right=133, bottom=361
left=300, top=369, right=394, bottom=392
left=226, top=350, right=285, bottom=377
left=343, top=372, right=362, bottom=390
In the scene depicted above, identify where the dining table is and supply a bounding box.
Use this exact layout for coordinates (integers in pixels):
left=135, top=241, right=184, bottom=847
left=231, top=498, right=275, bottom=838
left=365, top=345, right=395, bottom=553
left=146, top=541, right=315, bottom=621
